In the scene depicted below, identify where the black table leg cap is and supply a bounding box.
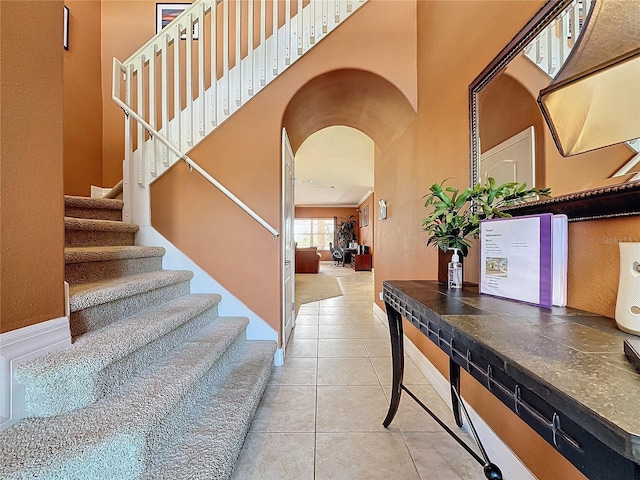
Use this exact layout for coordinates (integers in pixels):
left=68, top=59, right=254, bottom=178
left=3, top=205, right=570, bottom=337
left=483, top=463, right=502, bottom=480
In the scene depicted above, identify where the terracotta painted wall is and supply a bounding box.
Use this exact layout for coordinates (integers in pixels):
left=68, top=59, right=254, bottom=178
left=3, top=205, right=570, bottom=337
left=295, top=206, right=359, bottom=261
left=64, top=0, right=104, bottom=196
left=357, top=193, right=374, bottom=264
left=1, top=0, right=65, bottom=333
left=150, top=0, right=418, bottom=334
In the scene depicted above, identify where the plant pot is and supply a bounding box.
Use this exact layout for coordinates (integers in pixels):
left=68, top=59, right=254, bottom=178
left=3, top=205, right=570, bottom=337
left=437, top=249, right=464, bottom=285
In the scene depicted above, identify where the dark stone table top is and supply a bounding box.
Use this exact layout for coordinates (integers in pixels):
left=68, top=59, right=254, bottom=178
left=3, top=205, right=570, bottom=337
left=383, top=280, right=640, bottom=464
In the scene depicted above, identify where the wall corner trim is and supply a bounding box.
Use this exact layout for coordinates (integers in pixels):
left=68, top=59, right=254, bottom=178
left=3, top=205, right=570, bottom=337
left=0, top=316, right=71, bottom=431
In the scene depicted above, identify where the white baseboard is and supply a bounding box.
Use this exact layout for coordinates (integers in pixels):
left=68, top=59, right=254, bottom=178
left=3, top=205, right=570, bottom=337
left=0, top=316, right=71, bottom=431
left=372, top=301, right=535, bottom=479
left=274, top=347, right=285, bottom=367
left=136, top=226, right=277, bottom=345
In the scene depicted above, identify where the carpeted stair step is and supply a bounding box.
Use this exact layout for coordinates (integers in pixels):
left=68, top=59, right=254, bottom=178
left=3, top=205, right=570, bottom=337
left=141, top=340, right=276, bottom=480
left=65, top=195, right=124, bottom=221
left=0, top=317, right=261, bottom=479
left=69, top=270, right=194, bottom=337
left=17, top=293, right=222, bottom=418
left=65, top=217, right=138, bottom=247
left=65, top=245, right=166, bottom=284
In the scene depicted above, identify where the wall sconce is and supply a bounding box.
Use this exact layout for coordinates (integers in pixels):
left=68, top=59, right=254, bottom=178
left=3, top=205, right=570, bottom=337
left=378, top=199, right=387, bottom=220
left=538, top=0, right=640, bottom=157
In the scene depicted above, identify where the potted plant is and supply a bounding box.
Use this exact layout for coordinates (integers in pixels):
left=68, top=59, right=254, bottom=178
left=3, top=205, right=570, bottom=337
left=337, top=215, right=357, bottom=249
left=422, top=177, right=550, bottom=282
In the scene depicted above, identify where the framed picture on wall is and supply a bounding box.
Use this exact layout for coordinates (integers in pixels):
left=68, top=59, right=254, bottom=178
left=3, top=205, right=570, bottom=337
left=156, top=3, right=199, bottom=39
left=362, top=205, right=369, bottom=227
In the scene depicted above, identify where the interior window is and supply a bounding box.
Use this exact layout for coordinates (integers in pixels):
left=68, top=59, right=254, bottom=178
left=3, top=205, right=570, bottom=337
left=294, top=218, right=334, bottom=250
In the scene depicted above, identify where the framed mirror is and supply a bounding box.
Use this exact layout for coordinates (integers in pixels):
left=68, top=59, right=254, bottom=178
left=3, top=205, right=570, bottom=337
left=469, top=0, right=640, bottom=222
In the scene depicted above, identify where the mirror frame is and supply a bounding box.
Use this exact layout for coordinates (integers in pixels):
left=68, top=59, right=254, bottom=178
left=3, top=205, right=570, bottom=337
left=469, top=0, right=640, bottom=222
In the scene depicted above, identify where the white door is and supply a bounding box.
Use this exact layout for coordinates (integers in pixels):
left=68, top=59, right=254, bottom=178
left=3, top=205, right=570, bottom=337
left=481, top=126, right=535, bottom=187
left=281, top=128, right=296, bottom=354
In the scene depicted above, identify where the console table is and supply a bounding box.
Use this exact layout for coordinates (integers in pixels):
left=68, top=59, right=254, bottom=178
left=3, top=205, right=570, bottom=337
left=382, top=280, right=640, bottom=480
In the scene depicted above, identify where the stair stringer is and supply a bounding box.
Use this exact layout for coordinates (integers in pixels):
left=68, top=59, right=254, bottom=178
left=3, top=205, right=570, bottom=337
left=135, top=225, right=280, bottom=365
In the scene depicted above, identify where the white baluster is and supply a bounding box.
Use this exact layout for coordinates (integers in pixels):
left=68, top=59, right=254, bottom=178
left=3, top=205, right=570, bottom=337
left=235, top=0, right=242, bottom=106
left=297, top=0, right=303, bottom=55
left=347, top=0, right=352, bottom=12
left=161, top=34, right=169, bottom=166
left=186, top=14, right=194, bottom=146
left=322, top=0, right=328, bottom=33
left=248, top=0, right=254, bottom=95
left=210, top=0, right=218, bottom=125
left=148, top=47, right=157, bottom=178
left=309, top=0, right=316, bottom=44
left=137, top=56, right=145, bottom=185
left=334, top=0, right=340, bottom=23
left=198, top=3, right=206, bottom=136
left=173, top=23, right=182, bottom=152
left=260, top=0, right=266, bottom=85
left=285, top=0, right=291, bottom=65
left=223, top=0, right=230, bottom=114
left=272, top=0, right=278, bottom=74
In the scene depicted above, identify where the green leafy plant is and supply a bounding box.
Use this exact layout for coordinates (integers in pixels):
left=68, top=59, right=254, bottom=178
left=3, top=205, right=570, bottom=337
left=337, top=215, right=357, bottom=248
left=421, top=177, right=550, bottom=257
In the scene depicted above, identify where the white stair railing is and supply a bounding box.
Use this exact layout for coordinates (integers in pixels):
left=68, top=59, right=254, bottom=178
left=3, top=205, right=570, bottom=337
left=523, top=0, right=640, bottom=179
left=112, top=0, right=367, bottom=231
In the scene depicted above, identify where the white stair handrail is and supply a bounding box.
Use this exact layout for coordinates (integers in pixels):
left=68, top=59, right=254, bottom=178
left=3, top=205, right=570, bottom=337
left=112, top=0, right=367, bottom=233
left=113, top=59, right=279, bottom=241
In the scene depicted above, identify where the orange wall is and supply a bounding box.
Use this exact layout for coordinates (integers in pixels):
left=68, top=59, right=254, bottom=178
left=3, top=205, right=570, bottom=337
left=295, top=206, right=359, bottom=261
left=1, top=0, right=66, bottom=333
left=357, top=193, right=374, bottom=263
left=150, top=0, right=418, bottom=334
left=64, top=1, right=104, bottom=196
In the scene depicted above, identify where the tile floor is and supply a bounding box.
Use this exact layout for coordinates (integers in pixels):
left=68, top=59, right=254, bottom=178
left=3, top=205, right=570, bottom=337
left=231, top=267, right=485, bottom=480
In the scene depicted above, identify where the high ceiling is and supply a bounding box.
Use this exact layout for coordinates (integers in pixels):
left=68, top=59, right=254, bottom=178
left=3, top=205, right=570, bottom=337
left=294, top=126, right=374, bottom=206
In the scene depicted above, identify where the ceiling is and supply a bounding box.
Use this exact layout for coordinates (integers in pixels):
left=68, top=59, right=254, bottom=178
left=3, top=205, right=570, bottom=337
left=294, top=126, right=374, bottom=206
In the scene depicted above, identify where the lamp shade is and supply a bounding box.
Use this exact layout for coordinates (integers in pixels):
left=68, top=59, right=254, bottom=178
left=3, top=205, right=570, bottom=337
left=538, top=0, right=640, bottom=157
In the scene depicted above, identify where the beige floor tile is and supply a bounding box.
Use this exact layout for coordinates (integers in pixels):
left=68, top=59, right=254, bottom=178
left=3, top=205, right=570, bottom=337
left=316, top=385, right=396, bottom=432
left=371, top=356, right=430, bottom=386
left=297, top=303, right=319, bottom=314
left=403, top=431, right=487, bottom=480
left=250, top=385, right=316, bottom=432
left=357, top=323, right=390, bottom=338
left=290, top=325, right=318, bottom=339
left=317, top=296, right=348, bottom=306
left=285, top=338, right=318, bottom=358
left=388, top=385, right=459, bottom=433
left=363, top=337, right=392, bottom=357
left=318, top=324, right=361, bottom=339
left=294, top=314, right=318, bottom=326
left=315, top=432, right=421, bottom=480
left=317, top=315, right=355, bottom=325
left=319, top=305, right=351, bottom=314
left=352, top=313, right=385, bottom=325
left=269, top=357, right=317, bottom=386
left=231, top=432, right=315, bottom=480
left=317, top=357, right=380, bottom=385
left=317, top=338, right=368, bottom=358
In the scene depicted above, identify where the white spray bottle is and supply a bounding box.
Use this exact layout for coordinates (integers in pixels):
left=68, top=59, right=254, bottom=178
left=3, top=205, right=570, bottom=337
left=448, top=248, right=463, bottom=289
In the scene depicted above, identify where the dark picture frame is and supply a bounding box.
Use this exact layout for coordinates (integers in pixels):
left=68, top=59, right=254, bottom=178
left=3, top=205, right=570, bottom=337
left=362, top=205, right=369, bottom=227
left=156, top=3, right=198, bottom=40
left=63, top=6, right=69, bottom=50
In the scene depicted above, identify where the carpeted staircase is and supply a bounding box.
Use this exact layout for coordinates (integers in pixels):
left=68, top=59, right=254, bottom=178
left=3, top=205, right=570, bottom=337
left=0, top=194, right=276, bottom=479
